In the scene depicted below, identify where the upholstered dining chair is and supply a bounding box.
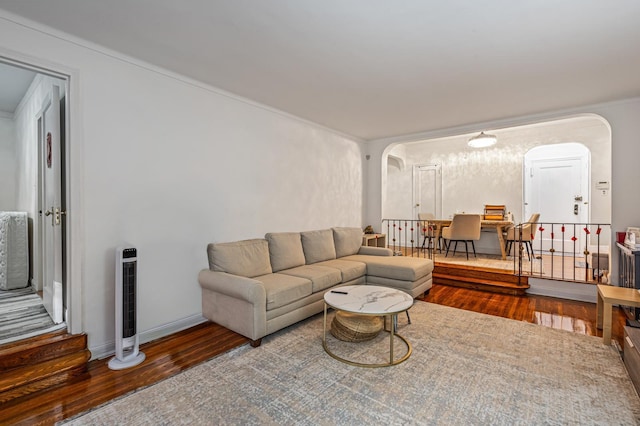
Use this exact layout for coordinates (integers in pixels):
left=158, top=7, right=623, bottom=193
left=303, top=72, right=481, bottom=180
left=505, top=213, right=540, bottom=261
left=418, top=213, right=440, bottom=252
left=441, top=214, right=482, bottom=260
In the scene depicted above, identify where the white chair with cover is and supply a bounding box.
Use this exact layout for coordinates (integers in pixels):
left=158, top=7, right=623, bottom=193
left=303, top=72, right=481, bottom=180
left=505, top=213, right=540, bottom=261
left=442, top=214, right=482, bottom=260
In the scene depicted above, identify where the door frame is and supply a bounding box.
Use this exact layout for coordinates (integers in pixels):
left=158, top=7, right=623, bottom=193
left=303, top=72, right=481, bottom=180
left=0, top=50, right=83, bottom=335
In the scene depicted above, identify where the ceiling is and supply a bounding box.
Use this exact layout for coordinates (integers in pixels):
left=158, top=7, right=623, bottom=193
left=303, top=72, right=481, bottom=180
left=1, top=1, right=639, bottom=140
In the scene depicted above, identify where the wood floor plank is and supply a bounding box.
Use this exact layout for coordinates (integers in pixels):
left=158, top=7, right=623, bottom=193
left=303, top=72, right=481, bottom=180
left=0, top=284, right=627, bottom=425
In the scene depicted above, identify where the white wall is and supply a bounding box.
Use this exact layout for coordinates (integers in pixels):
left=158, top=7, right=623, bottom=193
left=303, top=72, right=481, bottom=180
left=366, top=100, right=640, bottom=282
left=0, top=15, right=364, bottom=356
left=379, top=116, right=611, bottom=253
left=0, top=115, right=15, bottom=209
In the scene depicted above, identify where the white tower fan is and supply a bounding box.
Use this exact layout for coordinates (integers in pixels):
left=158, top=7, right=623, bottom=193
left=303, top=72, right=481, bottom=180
left=108, top=247, right=145, bottom=370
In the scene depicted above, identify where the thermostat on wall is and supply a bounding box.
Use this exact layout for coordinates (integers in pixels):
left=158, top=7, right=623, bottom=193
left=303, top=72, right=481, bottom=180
left=596, top=181, right=610, bottom=190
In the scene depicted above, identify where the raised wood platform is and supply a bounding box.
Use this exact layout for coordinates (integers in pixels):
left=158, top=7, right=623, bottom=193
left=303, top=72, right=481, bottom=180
left=0, top=329, right=90, bottom=404
left=433, top=262, right=529, bottom=295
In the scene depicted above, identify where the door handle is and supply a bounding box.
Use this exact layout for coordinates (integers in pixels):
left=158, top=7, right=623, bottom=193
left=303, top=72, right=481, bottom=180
left=44, top=207, right=55, bottom=226
left=44, top=207, right=66, bottom=225
left=574, top=204, right=579, bottom=215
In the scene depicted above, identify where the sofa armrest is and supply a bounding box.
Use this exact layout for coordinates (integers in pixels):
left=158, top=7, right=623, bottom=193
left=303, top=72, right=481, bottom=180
left=198, top=269, right=266, bottom=305
left=357, top=246, right=393, bottom=256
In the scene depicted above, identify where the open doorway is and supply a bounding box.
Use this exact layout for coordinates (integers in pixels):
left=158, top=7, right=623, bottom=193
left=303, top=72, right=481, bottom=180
left=0, top=60, right=68, bottom=344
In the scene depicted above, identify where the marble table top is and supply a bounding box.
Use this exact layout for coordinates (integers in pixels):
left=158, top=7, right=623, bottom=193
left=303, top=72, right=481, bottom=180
left=324, top=285, right=413, bottom=315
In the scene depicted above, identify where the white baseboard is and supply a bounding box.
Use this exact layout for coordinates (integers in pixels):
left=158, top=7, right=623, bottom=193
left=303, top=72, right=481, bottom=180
left=90, top=313, right=208, bottom=361
left=526, top=277, right=597, bottom=303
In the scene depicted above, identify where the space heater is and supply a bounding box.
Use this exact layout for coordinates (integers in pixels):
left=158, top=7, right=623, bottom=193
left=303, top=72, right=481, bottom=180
left=108, top=247, right=145, bottom=370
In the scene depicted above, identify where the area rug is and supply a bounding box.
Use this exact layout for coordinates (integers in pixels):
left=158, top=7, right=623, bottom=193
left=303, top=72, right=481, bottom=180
left=0, top=287, right=65, bottom=345
left=62, top=302, right=640, bottom=425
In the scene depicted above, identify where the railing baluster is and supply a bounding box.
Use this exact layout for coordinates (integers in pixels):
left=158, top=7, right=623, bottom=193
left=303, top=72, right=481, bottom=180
left=380, top=218, right=610, bottom=284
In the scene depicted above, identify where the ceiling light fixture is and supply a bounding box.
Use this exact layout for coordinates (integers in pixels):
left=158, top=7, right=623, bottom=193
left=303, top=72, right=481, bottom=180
left=468, top=131, right=497, bottom=148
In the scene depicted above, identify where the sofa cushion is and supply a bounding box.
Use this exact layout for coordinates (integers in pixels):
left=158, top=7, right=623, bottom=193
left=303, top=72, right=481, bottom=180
left=254, top=273, right=312, bottom=310
left=278, top=265, right=342, bottom=293
left=265, top=232, right=306, bottom=272
left=332, top=227, right=363, bottom=258
left=301, top=229, right=337, bottom=264
left=343, top=255, right=434, bottom=281
left=207, top=239, right=272, bottom=278
left=316, top=259, right=367, bottom=283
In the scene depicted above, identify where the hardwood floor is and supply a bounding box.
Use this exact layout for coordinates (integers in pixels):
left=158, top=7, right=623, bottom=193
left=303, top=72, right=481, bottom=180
left=0, top=284, right=628, bottom=425
left=0, top=322, right=248, bottom=425
left=420, top=284, right=628, bottom=347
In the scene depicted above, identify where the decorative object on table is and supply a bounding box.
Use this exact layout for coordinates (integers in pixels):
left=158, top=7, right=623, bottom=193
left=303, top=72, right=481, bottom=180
left=363, top=225, right=374, bottom=234
left=483, top=204, right=506, bottom=220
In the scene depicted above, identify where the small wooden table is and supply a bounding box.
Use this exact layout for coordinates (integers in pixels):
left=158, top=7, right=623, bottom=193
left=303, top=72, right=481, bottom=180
left=428, top=219, right=513, bottom=260
left=596, top=284, right=640, bottom=345
left=362, top=233, right=386, bottom=248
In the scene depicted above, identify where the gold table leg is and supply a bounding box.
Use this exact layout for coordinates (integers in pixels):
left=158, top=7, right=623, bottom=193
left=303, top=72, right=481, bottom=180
left=322, top=305, right=412, bottom=368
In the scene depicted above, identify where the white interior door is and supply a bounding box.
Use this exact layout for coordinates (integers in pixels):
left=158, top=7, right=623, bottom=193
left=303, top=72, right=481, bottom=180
left=413, top=164, right=442, bottom=218
left=40, top=86, right=63, bottom=324
left=525, top=156, right=589, bottom=253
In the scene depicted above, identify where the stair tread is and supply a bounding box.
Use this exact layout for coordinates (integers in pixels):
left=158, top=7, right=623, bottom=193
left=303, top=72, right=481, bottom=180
left=433, top=272, right=529, bottom=288
left=0, top=350, right=90, bottom=393
left=0, top=330, right=67, bottom=352
left=434, top=262, right=514, bottom=274
left=0, top=333, right=87, bottom=372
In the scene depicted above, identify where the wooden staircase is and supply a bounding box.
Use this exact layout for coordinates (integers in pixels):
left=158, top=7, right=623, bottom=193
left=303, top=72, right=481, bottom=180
left=0, top=330, right=91, bottom=403
left=433, top=262, right=529, bottom=295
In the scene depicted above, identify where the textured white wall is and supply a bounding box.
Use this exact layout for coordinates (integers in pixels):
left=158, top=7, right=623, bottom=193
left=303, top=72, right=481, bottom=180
left=378, top=116, right=611, bottom=254
left=0, top=116, right=15, bottom=209
left=385, top=116, right=610, bottom=223
left=0, top=16, right=363, bottom=354
left=367, top=103, right=640, bottom=280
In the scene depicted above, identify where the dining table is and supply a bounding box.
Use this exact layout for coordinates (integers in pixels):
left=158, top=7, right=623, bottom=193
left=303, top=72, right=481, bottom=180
left=427, top=219, right=514, bottom=260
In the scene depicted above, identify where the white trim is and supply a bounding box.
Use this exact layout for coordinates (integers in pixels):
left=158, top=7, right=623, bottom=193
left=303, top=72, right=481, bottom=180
left=89, top=314, right=208, bottom=361
left=0, top=12, right=363, bottom=144
left=526, top=278, right=597, bottom=303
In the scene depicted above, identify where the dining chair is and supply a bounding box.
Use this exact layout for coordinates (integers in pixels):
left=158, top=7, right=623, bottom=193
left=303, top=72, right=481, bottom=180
left=441, top=214, right=482, bottom=260
left=418, top=213, right=441, bottom=252
left=505, top=213, right=540, bottom=260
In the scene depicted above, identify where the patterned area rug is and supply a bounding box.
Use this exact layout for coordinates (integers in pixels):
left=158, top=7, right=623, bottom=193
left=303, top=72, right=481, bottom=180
left=0, top=287, right=65, bottom=345
left=62, top=302, right=640, bottom=425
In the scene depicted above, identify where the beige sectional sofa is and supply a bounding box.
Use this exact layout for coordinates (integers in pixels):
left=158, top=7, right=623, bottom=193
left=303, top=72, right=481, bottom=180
left=198, top=227, right=434, bottom=346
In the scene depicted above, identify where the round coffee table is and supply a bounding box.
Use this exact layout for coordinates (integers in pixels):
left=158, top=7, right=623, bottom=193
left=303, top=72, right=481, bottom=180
left=323, top=285, right=413, bottom=368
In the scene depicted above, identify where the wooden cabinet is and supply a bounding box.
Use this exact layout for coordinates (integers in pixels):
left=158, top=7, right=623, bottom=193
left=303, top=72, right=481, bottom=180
left=362, top=233, right=386, bottom=248
left=617, top=243, right=640, bottom=319
left=624, top=326, right=640, bottom=395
